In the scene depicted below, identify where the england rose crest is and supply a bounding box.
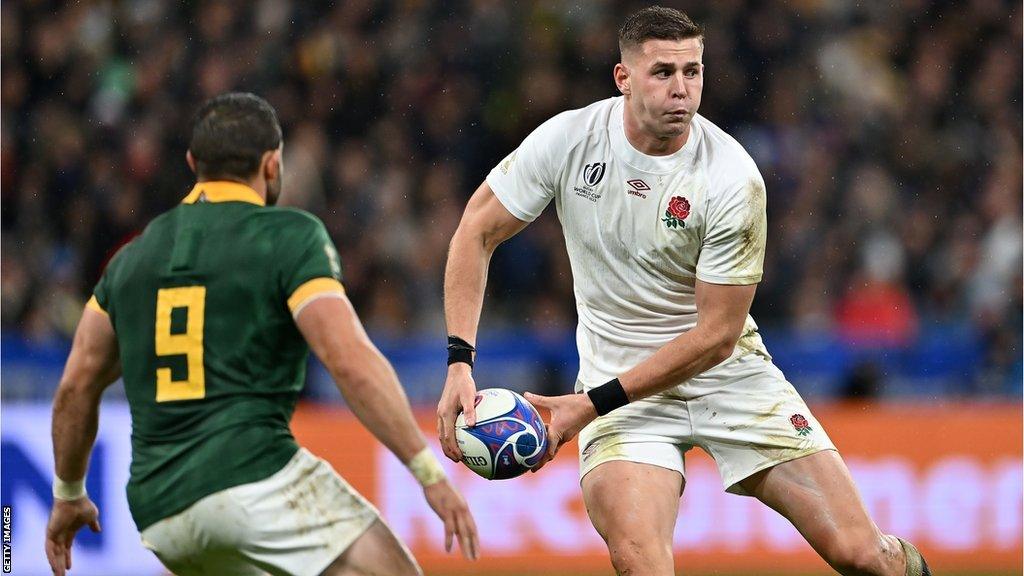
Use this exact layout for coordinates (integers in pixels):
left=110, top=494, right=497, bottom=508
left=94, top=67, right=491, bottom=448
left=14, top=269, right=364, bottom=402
left=790, top=414, right=812, bottom=436
left=662, top=196, right=690, bottom=228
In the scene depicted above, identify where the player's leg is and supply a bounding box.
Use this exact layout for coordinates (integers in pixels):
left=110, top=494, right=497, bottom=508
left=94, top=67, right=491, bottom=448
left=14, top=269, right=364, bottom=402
left=583, top=461, right=682, bottom=575
left=737, top=450, right=929, bottom=576
left=577, top=389, right=691, bottom=575
left=695, top=356, right=929, bottom=576
left=582, top=461, right=683, bottom=575
left=318, top=519, right=421, bottom=576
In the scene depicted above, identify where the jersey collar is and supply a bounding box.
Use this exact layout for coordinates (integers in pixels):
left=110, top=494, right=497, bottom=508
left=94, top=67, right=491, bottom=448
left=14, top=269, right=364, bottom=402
left=182, top=181, right=266, bottom=206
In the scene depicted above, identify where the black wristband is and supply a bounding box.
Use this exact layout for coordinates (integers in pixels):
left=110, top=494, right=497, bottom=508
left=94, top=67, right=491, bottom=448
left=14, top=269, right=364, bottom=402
left=447, top=335, right=475, bottom=368
left=587, top=378, right=630, bottom=416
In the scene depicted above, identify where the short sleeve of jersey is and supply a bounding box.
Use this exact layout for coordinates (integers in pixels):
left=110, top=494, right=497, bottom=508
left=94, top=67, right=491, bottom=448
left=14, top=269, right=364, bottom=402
left=89, top=273, right=112, bottom=316
left=696, top=175, right=767, bottom=285
left=88, top=242, right=134, bottom=318
left=485, top=114, right=569, bottom=222
left=277, top=212, right=345, bottom=316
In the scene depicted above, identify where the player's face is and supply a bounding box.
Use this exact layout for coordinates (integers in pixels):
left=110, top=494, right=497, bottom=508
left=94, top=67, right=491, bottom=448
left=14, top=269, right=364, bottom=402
left=618, top=37, right=704, bottom=140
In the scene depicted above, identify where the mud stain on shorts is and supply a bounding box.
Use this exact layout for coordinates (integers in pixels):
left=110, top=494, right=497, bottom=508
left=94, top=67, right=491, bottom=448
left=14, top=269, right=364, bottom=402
left=283, top=460, right=325, bottom=538
left=728, top=398, right=786, bottom=432
left=749, top=432, right=811, bottom=462
left=582, top=437, right=627, bottom=468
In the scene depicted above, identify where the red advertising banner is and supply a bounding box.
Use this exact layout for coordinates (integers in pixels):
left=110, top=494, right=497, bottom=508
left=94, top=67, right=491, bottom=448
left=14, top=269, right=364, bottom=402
left=292, top=402, right=1022, bottom=574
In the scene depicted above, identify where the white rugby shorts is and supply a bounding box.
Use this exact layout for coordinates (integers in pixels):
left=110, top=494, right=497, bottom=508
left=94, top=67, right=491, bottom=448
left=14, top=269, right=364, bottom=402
left=577, top=354, right=836, bottom=495
left=140, top=447, right=380, bottom=576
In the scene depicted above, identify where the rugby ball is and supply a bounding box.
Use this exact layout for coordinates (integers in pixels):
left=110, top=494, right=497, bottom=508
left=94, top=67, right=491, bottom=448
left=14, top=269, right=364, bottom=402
left=455, top=388, right=548, bottom=480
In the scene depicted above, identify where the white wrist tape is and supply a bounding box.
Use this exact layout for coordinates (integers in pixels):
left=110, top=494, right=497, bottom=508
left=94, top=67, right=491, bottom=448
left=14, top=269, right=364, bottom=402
left=407, top=447, right=447, bottom=487
left=53, top=477, right=87, bottom=501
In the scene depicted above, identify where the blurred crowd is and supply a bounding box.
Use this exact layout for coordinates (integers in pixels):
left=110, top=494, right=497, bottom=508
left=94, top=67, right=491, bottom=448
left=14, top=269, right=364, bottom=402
left=2, top=0, right=1020, bottom=395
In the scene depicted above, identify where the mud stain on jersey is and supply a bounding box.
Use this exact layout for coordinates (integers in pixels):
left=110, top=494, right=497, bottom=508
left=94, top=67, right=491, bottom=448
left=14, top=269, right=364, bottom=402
left=735, top=178, right=767, bottom=274
left=734, top=323, right=771, bottom=360
left=636, top=171, right=705, bottom=283
left=735, top=326, right=759, bottom=355
left=499, top=149, right=518, bottom=175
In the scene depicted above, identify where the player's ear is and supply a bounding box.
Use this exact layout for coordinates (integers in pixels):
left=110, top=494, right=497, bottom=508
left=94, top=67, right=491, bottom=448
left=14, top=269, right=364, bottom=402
left=185, top=150, right=196, bottom=174
left=262, top=148, right=282, bottom=181
left=614, top=62, right=631, bottom=96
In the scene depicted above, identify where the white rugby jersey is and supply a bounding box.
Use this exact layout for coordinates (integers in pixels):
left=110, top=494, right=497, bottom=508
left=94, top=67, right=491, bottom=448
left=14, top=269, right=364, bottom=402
left=487, top=96, right=771, bottom=393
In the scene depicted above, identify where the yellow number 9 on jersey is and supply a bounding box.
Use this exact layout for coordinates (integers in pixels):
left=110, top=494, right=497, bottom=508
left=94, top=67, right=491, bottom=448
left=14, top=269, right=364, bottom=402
left=155, top=286, right=206, bottom=402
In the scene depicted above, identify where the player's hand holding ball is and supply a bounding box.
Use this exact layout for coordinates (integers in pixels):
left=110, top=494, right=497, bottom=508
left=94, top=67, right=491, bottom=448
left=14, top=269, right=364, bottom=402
left=524, top=391, right=598, bottom=471
left=437, top=362, right=479, bottom=462
left=454, top=389, right=548, bottom=479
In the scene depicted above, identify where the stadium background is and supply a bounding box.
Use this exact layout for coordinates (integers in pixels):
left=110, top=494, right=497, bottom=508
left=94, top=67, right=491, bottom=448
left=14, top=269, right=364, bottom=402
left=1, top=1, right=1020, bottom=575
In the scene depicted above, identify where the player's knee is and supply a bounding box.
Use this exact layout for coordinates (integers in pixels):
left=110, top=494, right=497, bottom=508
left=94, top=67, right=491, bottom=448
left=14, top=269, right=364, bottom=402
left=607, top=539, right=644, bottom=575
left=820, top=532, right=888, bottom=575
left=606, top=534, right=671, bottom=576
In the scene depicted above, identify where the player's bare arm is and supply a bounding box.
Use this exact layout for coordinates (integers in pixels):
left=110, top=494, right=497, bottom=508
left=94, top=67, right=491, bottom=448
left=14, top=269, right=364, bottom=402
left=438, top=181, right=529, bottom=461
left=620, top=280, right=756, bottom=397
left=295, top=295, right=480, bottom=560
left=528, top=280, right=756, bottom=468
left=47, top=307, right=121, bottom=576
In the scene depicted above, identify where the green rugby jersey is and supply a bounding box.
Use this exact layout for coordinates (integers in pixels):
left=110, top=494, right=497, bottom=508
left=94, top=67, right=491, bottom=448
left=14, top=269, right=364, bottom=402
left=88, top=181, right=345, bottom=531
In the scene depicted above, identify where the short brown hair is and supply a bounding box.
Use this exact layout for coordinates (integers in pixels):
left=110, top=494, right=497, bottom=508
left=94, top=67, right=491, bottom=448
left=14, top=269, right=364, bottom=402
left=618, top=6, right=704, bottom=56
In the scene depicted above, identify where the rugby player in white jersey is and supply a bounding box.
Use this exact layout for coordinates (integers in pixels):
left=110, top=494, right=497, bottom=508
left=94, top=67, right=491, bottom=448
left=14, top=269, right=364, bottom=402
left=437, top=6, right=930, bottom=576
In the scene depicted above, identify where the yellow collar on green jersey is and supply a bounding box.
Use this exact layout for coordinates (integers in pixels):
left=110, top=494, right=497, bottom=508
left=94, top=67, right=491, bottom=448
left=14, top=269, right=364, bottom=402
left=183, top=181, right=265, bottom=206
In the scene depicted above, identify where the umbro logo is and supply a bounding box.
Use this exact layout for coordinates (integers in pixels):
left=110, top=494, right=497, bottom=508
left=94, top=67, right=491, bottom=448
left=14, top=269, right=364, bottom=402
left=627, top=179, right=650, bottom=191
left=626, top=179, right=649, bottom=199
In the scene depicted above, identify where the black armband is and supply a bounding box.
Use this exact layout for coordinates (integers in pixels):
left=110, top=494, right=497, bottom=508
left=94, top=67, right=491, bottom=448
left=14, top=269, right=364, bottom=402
left=447, top=335, right=475, bottom=368
left=587, top=378, right=630, bottom=416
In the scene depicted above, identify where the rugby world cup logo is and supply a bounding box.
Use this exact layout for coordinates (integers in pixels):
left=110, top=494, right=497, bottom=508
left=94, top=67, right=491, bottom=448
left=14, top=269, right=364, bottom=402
left=582, top=162, right=606, bottom=187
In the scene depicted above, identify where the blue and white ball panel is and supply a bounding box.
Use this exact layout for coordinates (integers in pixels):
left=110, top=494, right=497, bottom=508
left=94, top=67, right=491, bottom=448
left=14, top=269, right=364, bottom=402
left=455, top=388, right=519, bottom=427
left=455, top=389, right=548, bottom=480
left=457, top=428, right=494, bottom=478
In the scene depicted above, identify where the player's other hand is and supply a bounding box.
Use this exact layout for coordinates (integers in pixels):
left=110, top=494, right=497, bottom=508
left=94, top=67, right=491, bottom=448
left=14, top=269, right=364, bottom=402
left=437, top=363, right=478, bottom=462
left=424, top=479, right=480, bottom=561
left=45, top=497, right=101, bottom=576
left=525, top=392, right=598, bottom=472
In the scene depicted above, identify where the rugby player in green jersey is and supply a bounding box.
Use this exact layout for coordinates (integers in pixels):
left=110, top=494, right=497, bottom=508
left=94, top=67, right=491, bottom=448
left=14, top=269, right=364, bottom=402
left=46, top=93, right=478, bottom=576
